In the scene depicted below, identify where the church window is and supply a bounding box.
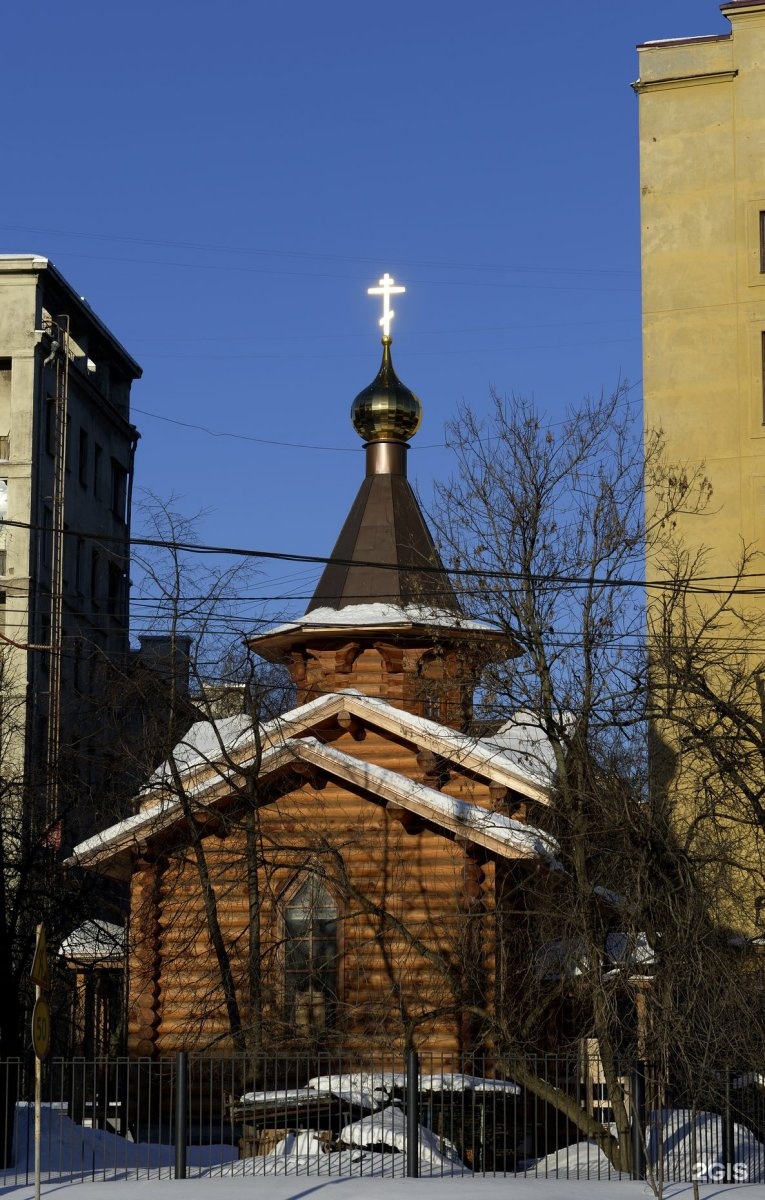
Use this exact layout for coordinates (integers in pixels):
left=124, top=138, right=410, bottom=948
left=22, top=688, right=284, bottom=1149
left=284, top=876, right=338, bottom=1032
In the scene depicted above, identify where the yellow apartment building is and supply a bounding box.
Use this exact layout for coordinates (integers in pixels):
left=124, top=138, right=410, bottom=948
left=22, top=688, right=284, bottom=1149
left=636, top=1, right=765, bottom=570
left=635, top=2, right=765, bottom=930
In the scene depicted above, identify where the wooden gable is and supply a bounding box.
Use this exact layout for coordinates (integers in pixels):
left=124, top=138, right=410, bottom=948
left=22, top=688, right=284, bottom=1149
left=72, top=691, right=554, bottom=1059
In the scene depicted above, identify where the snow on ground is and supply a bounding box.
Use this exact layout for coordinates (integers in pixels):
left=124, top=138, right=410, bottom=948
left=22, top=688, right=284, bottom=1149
left=5, top=1179, right=765, bottom=1200
left=10, top=1098, right=765, bottom=1197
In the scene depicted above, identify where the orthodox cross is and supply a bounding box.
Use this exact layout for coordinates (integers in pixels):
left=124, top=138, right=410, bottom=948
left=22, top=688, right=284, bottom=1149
left=367, top=273, right=405, bottom=338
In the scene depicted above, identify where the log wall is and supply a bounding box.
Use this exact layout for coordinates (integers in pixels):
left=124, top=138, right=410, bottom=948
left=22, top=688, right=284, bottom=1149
left=126, top=722, right=508, bottom=1058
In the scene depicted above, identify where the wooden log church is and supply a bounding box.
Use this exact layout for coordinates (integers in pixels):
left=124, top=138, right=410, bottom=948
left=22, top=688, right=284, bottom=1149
left=70, top=277, right=558, bottom=1058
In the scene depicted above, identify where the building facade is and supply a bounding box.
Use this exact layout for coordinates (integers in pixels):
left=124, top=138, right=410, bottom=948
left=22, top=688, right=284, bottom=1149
left=635, top=3, right=765, bottom=931
left=0, top=255, right=141, bottom=845
left=636, top=2, right=765, bottom=572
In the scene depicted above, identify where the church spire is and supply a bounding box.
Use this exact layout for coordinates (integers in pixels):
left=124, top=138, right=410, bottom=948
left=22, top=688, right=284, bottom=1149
left=307, top=275, right=460, bottom=614
left=248, top=275, right=512, bottom=722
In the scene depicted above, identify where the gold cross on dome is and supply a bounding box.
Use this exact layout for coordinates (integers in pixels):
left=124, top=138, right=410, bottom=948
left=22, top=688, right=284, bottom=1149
left=367, top=273, right=406, bottom=338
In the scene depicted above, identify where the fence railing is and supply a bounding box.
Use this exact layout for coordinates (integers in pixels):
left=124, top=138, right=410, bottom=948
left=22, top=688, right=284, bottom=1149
left=1, top=1052, right=764, bottom=1183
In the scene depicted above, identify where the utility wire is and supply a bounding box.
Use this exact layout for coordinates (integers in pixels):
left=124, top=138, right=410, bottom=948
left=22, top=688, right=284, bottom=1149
left=0, top=222, right=640, bottom=279
left=131, top=384, right=643, bottom=455
left=4, top=517, right=765, bottom=596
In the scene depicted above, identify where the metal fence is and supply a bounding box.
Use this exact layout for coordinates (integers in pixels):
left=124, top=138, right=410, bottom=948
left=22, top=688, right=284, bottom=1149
left=1, top=1051, right=764, bottom=1183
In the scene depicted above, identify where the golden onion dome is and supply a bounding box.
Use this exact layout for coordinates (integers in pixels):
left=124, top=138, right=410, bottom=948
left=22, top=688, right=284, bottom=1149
left=351, top=336, right=422, bottom=443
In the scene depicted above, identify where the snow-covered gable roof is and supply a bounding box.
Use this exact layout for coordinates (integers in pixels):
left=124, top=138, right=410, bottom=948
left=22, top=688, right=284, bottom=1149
left=486, top=710, right=562, bottom=786
left=142, top=689, right=555, bottom=808
left=59, top=919, right=125, bottom=964
left=68, top=687, right=560, bottom=877
left=68, top=729, right=558, bottom=875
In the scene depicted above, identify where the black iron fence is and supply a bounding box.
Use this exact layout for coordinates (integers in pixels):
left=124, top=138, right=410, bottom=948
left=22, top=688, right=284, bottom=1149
left=1, top=1051, right=764, bottom=1183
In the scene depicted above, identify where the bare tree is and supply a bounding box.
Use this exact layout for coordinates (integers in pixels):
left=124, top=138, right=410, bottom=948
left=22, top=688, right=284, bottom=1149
left=427, top=386, right=764, bottom=1174
left=115, top=495, right=299, bottom=1056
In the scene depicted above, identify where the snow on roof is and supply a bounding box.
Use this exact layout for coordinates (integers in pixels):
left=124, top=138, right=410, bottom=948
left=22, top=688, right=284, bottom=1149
left=348, top=693, right=555, bottom=792
left=241, top=1071, right=520, bottom=1108
left=145, top=713, right=253, bottom=784
left=70, top=739, right=296, bottom=864
left=262, top=602, right=498, bottom=636
left=70, top=730, right=557, bottom=869
left=481, top=710, right=560, bottom=786
left=142, top=691, right=338, bottom=793
left=69, top=795, right=178, bottom=863
left=58, top=919, right=125, bottom=963
left=535, top=931, right=654, bottom=980
left=638, top=34, right=731, bottom=47
left=142, top=689, right=554, bottom=806
left=605, top=930, right=654, bottom=968
left=293, top=736, right=558, bottom=860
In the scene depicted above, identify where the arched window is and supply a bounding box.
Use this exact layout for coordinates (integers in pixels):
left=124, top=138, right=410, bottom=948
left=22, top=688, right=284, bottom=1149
left=284, top=876, right=338, bottom=1032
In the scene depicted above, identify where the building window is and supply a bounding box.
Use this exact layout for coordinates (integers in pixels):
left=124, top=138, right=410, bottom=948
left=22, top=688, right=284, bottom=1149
left=78, top=428, right=89, bottom=488
left=107, top=561, right=124, bottom=618
left=93, top=443, right=102, bottom=499
left=90, top=549, right=100, bottom=609
left=75, top=538, right=84, bottom=593
left=45, top=398, right=55, bottom=456
left=0, top=435, right=10, bottom=462
left=110, top=460, right=127, bottom=523
left=42, top=506, right=53, bottom=568
left=284, top=877, right=338, bottom=1033
left=760, top=212, right=765, bottom=274
left=73, top=637, right=83, bottom=695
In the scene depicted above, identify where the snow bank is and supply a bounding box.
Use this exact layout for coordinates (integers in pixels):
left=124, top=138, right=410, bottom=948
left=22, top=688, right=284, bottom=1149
left=650, top=1108, right=765, bottom=1183
left=526, top=1109, right=765, bottom=1181
left=13, top=1104, right=237, bottom=1177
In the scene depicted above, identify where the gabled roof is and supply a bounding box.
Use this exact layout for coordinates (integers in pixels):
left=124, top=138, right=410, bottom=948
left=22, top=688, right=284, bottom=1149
left=68, top=733, right=557, bottom=877
left=141, top=688, right=554, bottom=805
left=58, top=920, right=125, bottom=965
left=67, top=690, right=557, bottom=878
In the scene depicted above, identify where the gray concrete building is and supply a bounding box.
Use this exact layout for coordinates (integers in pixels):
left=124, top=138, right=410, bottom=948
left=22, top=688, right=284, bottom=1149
left=0, top=255, right=141, bottom=846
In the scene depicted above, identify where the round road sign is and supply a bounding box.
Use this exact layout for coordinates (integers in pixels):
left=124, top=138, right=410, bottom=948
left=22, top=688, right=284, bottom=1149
left=31, top=997, right=50, bottom=1060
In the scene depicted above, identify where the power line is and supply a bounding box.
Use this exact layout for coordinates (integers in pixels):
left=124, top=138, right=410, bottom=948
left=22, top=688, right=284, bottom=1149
left=0, top=222, right=640, bottom=280
left=131, top=383, right=644, bottom=455
left=5, top=516, right=765, bottom=597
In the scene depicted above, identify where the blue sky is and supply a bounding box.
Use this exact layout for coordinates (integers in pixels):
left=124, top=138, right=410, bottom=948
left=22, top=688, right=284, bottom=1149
left=1, top=0, right=731, bottom=632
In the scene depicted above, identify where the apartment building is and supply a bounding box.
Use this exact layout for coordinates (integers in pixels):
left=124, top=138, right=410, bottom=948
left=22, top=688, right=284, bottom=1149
left=0, top=255, right=141, bottom=844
